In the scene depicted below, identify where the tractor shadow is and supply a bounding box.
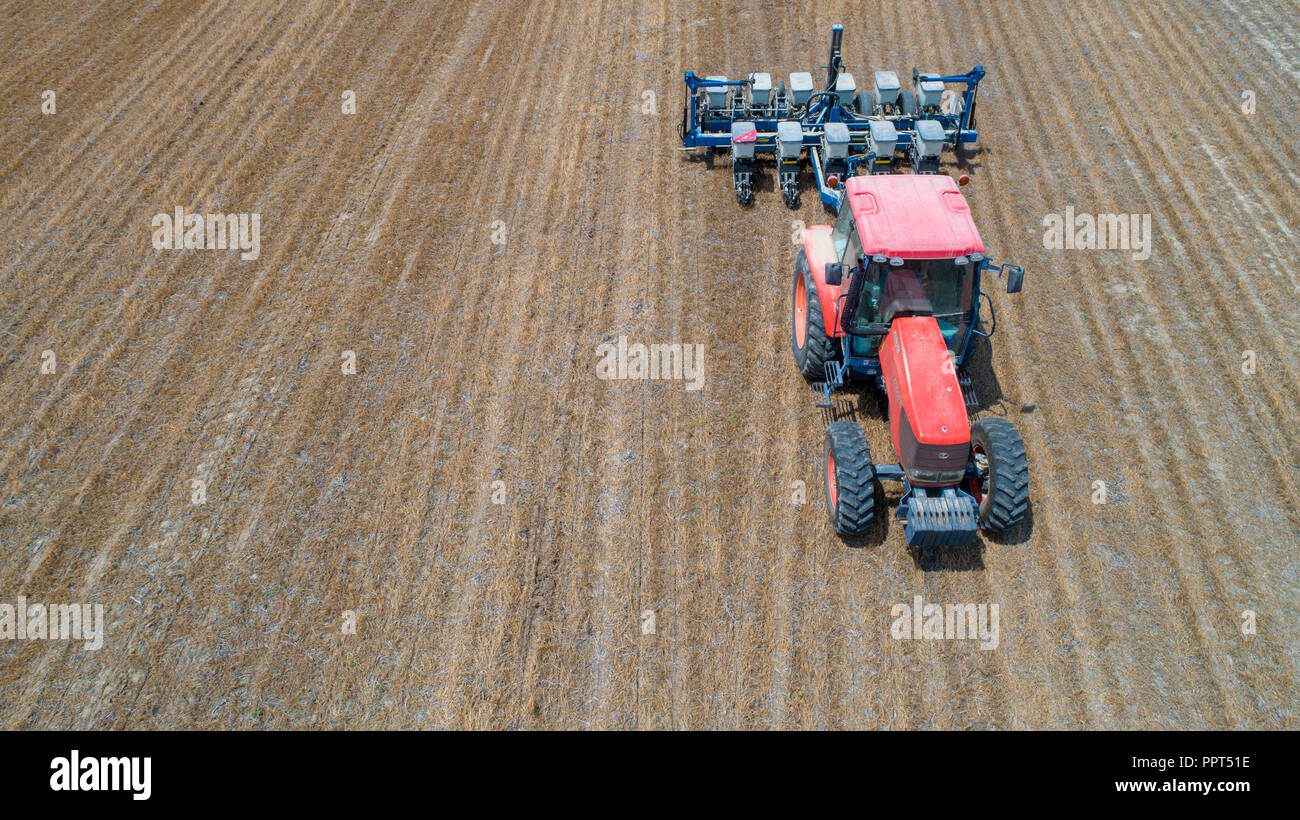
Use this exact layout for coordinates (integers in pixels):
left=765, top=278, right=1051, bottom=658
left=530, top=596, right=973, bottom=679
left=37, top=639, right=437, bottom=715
left=909, top=497, right=1034, bottom=572
left=962, top=333, right=1038, bottom=549
left=950, top=143, right=989, bottom=174
left=906, top=470, right=1035, bottom=571
left=963, top=332, right=1044, bottom=421
left=909, top=541, right=986, bottom=572
left=682, top=147, right=716, bottom=169
left=962, top=333, right=1006, bottom=412
left=837, top=487, right=892, bottom=550
left=818, top=389, right=884, bottom=425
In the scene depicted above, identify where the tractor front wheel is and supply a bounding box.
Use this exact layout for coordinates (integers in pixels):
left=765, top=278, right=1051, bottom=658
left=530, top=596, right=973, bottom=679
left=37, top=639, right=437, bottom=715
left=824, top=421, right=876, bottom=536
left=791, top=249, right=837, bottom=379
left=969, top=418, right=1029, bottom=532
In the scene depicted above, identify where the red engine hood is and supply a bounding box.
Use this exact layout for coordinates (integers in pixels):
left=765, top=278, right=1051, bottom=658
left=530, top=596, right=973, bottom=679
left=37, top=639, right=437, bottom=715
left=879, top=316, right=969, bottom=446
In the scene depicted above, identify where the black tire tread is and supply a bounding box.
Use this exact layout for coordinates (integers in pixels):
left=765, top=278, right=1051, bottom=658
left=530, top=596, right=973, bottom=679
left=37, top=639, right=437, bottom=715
left=791, top=248, right=837, bottom=379
left=825, top=421, right=875, bottom=536
left=971, top=418, right=1029, bottom=531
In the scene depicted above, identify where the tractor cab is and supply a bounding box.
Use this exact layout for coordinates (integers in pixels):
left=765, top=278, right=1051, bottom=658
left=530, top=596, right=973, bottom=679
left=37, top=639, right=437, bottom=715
left=822, top=175, right=985, bottom=365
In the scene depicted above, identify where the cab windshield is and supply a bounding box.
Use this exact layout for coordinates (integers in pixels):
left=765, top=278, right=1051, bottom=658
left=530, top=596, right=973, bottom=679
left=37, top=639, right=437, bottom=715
left=903, top=258, right=970, bottom=318
left=850, top=257, right=975, bottom=354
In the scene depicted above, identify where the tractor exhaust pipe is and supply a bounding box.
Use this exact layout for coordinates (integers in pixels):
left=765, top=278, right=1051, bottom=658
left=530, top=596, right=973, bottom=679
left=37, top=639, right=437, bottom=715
left=825, top=24, right=843, bottom=91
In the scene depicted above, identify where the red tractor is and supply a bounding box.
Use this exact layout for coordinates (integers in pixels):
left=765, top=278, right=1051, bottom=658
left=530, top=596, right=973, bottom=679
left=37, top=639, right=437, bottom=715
left=792, top=174, right=1028, bottom=546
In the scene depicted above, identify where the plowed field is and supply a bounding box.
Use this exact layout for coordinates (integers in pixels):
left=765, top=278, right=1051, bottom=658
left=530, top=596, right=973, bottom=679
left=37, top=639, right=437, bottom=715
left=1, top=0, right=1297, bottom=728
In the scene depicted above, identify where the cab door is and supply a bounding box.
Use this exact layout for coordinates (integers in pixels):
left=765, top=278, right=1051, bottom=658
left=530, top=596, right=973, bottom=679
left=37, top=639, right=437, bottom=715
left=830, top=200, right=855, bottom=264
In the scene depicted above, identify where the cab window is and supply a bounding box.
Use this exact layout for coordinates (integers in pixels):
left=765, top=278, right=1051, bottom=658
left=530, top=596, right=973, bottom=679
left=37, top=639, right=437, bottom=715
left=844, top=222, right=864, bottom=267
left=851, top=261, right=885, bottom=329
left=848, top=258, right=886, bottom=357
left=831, top=202, right=854, bottom=261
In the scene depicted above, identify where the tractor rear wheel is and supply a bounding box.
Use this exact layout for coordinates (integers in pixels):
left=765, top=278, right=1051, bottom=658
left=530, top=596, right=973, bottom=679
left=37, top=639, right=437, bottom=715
left=969, top=418, right=1029, bottom=532
left=791, top=249, right=837, bottom=379
left=824, top=421, right=876, bottom=536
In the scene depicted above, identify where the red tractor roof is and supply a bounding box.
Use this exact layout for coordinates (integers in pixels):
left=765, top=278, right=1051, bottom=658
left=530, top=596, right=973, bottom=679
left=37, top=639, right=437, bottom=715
left=846, top=175, right=985, bottom=259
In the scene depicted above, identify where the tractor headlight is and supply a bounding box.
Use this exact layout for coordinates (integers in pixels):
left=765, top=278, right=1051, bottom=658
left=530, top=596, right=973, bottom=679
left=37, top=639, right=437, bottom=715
left=909, top=468, right=967, bottom=485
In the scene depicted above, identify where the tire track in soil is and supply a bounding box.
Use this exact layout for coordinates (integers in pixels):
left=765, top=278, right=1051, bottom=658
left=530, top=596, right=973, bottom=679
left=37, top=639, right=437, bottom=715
left=304, top=0, right=624, bottom=732
left=673, top=0, right=777, bottom=729
left=690, top=0, right=786, bottom=731
left=0, top=0, right=312, bottom=487
left=0, top=0, right=245, bottom=292
left=0, top=0, right=354, bottom=724
left=370, top=65, right=544, bottom=726
left=563, top=0, right=666, bottom=730
left=390, top=0, right=625, bottom=729
left=1049, top=0, right=1274, bottom=726
left=0, top=0, right=366, bottom=597
left=221, top=9, right=517, bottom=727
left=956, top=0, right=1131, bottom=727
left=172, top=4, right=510, bottom=729
left=659, top=0, right=707, bottom=730
left=0, top=0, right=414, bottom=728
left=620, top=0, right=674, bottom=731
left=423, top=19, right=619, bottom=725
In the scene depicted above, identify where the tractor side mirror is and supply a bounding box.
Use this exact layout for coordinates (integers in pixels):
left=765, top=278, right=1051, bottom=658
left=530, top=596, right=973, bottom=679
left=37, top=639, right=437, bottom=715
left=1005, top=264, right=1024, bottom=294
left=825, top=262, right=844, bottom=286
